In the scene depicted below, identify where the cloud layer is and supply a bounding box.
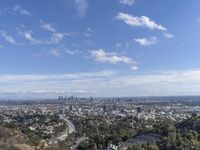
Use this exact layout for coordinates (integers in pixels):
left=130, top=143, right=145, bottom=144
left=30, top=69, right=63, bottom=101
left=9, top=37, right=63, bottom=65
left=1, top=70, right=200, bottom=97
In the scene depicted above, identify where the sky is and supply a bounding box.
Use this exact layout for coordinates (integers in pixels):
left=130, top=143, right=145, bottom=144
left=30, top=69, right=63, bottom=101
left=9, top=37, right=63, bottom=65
left=0, top=0, right=200, bottom=99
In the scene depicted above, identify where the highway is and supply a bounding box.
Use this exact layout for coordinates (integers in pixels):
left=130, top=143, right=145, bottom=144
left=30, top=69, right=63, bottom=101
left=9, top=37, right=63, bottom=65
left=59, top=115, right=75, bottom=134
left=50, top=115, right=75, bottom=144
left=50, top=115, right=87, bottom=149
left=56, top=115, right=76, bottom=141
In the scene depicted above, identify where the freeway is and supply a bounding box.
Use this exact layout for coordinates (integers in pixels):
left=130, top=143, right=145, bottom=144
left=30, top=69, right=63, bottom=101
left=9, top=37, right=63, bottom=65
left=59, top=115, right=75, bottom=134
left=50, top=115, right=88, bottom=149
left=50, top=115, right=75, bottom=144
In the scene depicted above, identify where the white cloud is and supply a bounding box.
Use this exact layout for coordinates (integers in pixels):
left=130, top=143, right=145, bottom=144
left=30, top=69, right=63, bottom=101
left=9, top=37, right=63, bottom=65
left=0, top=30, right=16, bottom=44
left=164, top=33, right=174, bottom=39
left=116, top=12, right=167, bottom=31
left=75, top=0, right=89, bottom=17
left=13, top=5, right=31, bottom=16
left=23, top=31, right=42, bottom=44
left=120, top=0, right=135, bottom=6
left=134, top=37, right=157, bottom=46
left=90, top=49, right=136, bottom=64
left=39, top=21, right=65, bottom=44
left=46, top=33, right=64, bottom=44
left=40, top=21, right=56, bottom=32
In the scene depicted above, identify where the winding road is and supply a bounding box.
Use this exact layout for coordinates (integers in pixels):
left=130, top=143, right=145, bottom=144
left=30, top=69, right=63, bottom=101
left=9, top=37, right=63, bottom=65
left=56, top=115, right=76, bottom=141
left=50, top=115, right=75, bottom=144
left=50, top=115, right=87, bottom=149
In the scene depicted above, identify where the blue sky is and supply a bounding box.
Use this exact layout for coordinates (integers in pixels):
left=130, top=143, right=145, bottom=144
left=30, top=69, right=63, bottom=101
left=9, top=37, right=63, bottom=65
left=0, top=0, right=200, bottom=99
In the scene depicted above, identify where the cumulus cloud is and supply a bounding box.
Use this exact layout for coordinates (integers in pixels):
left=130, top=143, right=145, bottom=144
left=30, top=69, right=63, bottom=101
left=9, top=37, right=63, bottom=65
left=0, top=30, right=16, bottom=44
left=19, top=30, right=64, bottom=45
left=90, top=49, right=136, bottom=64
left=46, top=33, right=64, bottom=44
left=23, top=31, right=42, bottom=44
left=116, top=12, right=167, bottom=31
left=39, top=21, right=65, bottom=44
left=13, top=5, right=31, bottom=16
left=134, top=37, right=157, bottom=46
left=120, top=0, right=135, bottom=6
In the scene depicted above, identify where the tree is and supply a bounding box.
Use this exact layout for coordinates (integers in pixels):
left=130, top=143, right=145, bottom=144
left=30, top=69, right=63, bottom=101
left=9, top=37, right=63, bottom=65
left=91, top=143, right=97, bottom=150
